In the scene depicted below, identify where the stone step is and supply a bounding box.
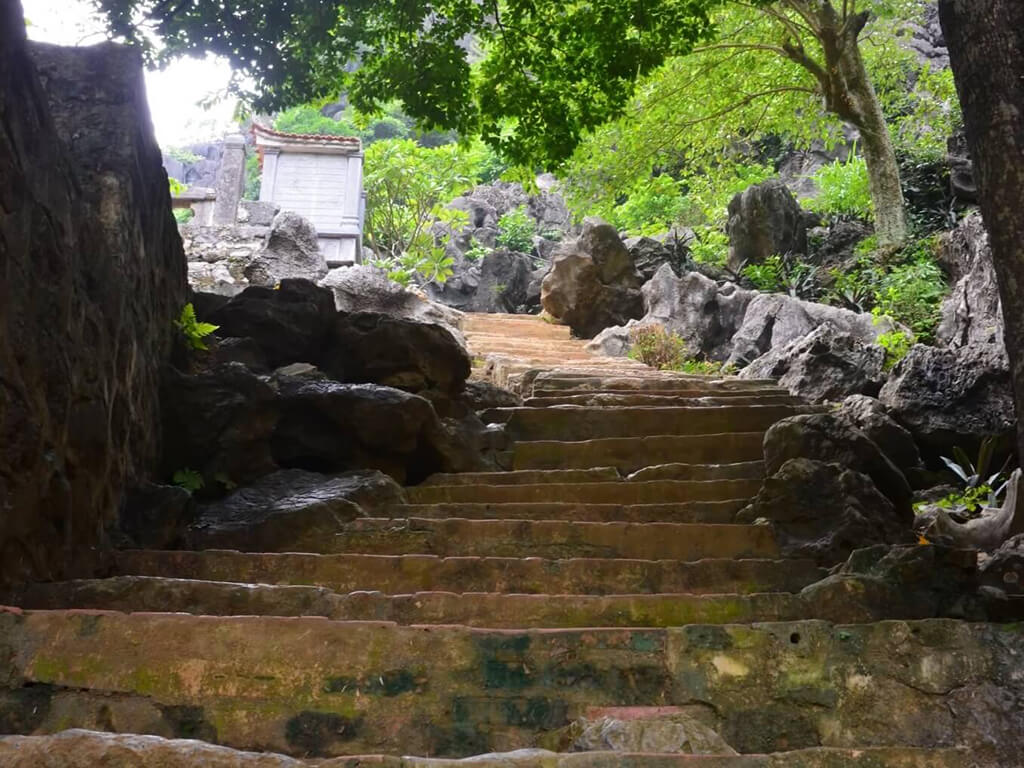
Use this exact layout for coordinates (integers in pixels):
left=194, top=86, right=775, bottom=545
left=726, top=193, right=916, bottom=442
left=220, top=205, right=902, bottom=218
left=393, top=501, right=745, bottom=524
left=279, top=518, right=779, bottom=559
left=512, top=433, right=767, bottom=472
left=522, top=394, right=801, bottom=408
left=529, top=388, right=788, bottom=399
left=8, top=576, right=806, bottom=627
left=1, top=610, right=1010, bottom=759
left=406, top=479, right=762, bottom=506
left=421, top=463, right=763, bottom=487
left=110, top=550, right=823, bottom=595
left=527, top=376, right=779, bottom=394
left=0, top=732, right=977, bottom=767
left=499, top=406, right=807, bottom=441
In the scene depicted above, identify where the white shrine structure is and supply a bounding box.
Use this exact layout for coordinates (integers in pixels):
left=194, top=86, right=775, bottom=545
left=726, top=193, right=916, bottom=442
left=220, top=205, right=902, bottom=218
left=253, top=124, right=365, bottom=266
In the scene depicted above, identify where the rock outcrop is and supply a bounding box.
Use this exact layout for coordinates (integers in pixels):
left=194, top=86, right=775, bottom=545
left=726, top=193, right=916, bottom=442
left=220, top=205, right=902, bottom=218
left=936, top=211, right=1003, bottom=349
left=243, top=210, right=328, bottom=287
left=726, top=179, right=813, bottom=271
left=0, top=25, right=187, bottom=584
left=427, top=249, right=535, bottom=313
left=541, top=219, right=644, bottom=337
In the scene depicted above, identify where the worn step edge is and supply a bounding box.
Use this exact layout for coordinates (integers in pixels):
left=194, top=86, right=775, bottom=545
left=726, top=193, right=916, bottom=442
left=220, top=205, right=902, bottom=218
left=405, top=479, right=763, bottom=505
left=390, top=501, right=747, bottom=524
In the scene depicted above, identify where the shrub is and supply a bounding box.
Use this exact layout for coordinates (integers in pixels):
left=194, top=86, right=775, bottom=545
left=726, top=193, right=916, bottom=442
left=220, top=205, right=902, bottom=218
left=495, top=206, right=535, bottom=253
left=627, top=324, right=731, bottom=375
left=689, top=227, right=729, bottom=267
left=611, top=175, right=687, bottom=235
left=172, top=468, right=204, bottom=493
left=168, top=176, right=186, bottom=196
left=876, top=329, right=913, bottom=371
left=804, top=154, right=873, bottom=220
left=874, top=256, right=946, bottom=340
left=173, top=208, right=194, bottom=224
left=168, top=147, right=202, bottom=165
left=742, top=256, right=785, bottom=292
left=464, top=243, right=490, bottom=262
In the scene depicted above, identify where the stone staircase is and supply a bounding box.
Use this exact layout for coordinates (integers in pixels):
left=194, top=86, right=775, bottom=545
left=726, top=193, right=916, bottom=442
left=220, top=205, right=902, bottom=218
left=0, top=313, right=1015, bottom=766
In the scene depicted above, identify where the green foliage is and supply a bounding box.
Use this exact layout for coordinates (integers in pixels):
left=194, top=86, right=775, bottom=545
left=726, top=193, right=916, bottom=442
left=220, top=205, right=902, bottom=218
left=168, top=147, right=202, bottom=164
left=609, top=175, right=686, bottom=236
left=172, top=468, right=204, bottom=493
left=274, top=104, right=364, bottom=137
left=244, top=150, right=261, bottom=200
left=464, top=243, right=491, bottom=262
left=803, top=154, right=874, bottom=220
left=688, top=227, right=729, bottom=268
left=173, top=208, right=195, bottom=224
left=876, top=329, right=913, bottom=371
left=742, top=257, right=784, bottom=293
left=495, top=207, right=535, bottom=253
left=627, top=324, right=730, bottom=375
left=937, top=437, right=1013, bottom=515
left=175, top=303, right=219, bottom=351
left=168, top=176, right=186, bottom=196
left=363, top=139, right=478, bottom=285
left=743, top=254, right=817, bottom=298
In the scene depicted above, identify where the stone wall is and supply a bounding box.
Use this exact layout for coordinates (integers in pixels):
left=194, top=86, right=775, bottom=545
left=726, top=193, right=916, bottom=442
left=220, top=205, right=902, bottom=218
left=0, top=10, right=187, bottom=585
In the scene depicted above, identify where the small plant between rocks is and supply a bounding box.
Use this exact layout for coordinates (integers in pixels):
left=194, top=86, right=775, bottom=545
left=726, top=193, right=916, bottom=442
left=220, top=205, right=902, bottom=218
left=627, top=324, right=731, bottom=375
left=175, top=303, right=219, bottom=351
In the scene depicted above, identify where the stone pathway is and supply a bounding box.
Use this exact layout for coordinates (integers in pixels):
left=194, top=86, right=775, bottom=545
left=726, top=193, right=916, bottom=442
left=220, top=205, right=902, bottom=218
left=0, top=314, right=1009, bottom=766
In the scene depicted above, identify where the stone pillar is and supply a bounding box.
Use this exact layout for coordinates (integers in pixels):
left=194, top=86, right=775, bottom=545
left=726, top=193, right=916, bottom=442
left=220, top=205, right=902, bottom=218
left=213, top=133, right=246, bottom=225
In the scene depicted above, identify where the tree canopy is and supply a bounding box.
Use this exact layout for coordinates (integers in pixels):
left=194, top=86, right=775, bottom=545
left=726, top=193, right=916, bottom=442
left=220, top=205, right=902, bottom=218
left=97, top=0, right=719, bottom=168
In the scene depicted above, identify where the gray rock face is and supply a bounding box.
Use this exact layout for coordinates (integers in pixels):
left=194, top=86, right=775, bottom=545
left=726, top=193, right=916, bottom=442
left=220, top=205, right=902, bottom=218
left=244, top=211, right=328, bottom=286
left=727, top=180, right=812, bottom=271
left=739, top=323, right=887, bottom=403
left=980, top=534, right=1024, bottom=597
left=936, top=212, right=1003, bottom=349
left=571, top=712, right=737, bottom=755
left=879, top=342, right=1015, bottom=460
left=737, top=459, right=914, bottom=565
left=541, top=218, right=644, bottom=338
left=837, top=395, right=924, bottom=476
left=0, top=32, right=188, bottom=584
left=763, top=413, right=914, bottom=514
left=318, top=265, right=463, bottom=332
left=463, top=380, right=523, bottom=410
left=626, top=232, right=694, bottom=282
left=186, top=469, right=403, bottom=552
left=427, top=249, right=535, bottom=313
left=239, top=200, right=281, bottom=226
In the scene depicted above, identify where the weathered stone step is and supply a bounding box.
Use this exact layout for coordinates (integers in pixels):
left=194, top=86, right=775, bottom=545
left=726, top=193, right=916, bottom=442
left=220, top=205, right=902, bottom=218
left=0, top=731, right=976, bottom=767
left=527, top=376, right=780, bottom=394
left=499, top=406, right=807, bottom=441
left=111, top=550, right=823, bottom=595
left=522, top=394, right=801, bottom=408
left=1, top=610, right=1012, bottom=760
left=405, top=479, right=762, bottom=505
left=421, top=463, right=763, bottom=487
left=8, top=576, right=806, bottom=627
left=395, top=501, right=745, bottom=524
left=513, top=433, right=766, bottom=472
left=530, top=388, right=788, bottom=399
left=300, top=518, right=779, bottom=559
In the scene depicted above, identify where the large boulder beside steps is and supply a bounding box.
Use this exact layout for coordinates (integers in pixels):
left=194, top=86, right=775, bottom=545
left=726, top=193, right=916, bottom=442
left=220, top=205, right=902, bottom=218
left=726, top=179, right=813, bottom=271
left=243, top=210, right=329, bottom=287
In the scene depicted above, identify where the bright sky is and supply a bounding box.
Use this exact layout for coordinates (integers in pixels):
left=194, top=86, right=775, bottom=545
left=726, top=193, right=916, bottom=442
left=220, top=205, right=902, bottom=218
left=21, top=0, right=239, bottom=148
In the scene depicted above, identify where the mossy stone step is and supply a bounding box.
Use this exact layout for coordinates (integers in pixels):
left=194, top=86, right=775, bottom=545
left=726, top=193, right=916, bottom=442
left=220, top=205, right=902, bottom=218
left=522, top=394, right=801, bottom=408
left=393, top=501, right=746, bottom=524
left=405, top=479, right=763, bottom=505
left=1, top=611, right=1014, bottom=760
left=317, top=518, right=777, bottom=559
left=512, top=434, right=767, bottom=472
left=110, top=550, right=824, bottom=596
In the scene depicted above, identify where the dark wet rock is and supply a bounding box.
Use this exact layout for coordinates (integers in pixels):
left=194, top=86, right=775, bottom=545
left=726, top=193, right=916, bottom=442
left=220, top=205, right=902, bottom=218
left=321, top=312, right=470, bottom=401
left=763, top=413, right=914, bottom=514
left=205, top=280, right=336, bottom=368
left=879, top=342, right=1015, bottom=461
left=626, top=232, right=694, bottom=282
left=208, top=337, right=270, bottom=373
left=726, top=180, right=813, bottom=271
left=837, top=395, right=924, bottom=478
left=737, top=459, right=914, bottom=565
left=463, top=380, right=523, bottom=410
left=114, top=484, right=195, bottom=550
left=319, top=264, right=463, bottom=331
left=541, top=218, right=644, bottom=338
left=186, top=469, right=402, bottom=552
left=427, top=249, right=535, bottom=313
left=801, top=544, right=983, bottom=621
left=243, top=211, right=328, bottom=287
left=805, top=219, right=873, bottom=269
left=979, top=533, right=1024, bottom=597
left=739, top=323, right=886, bottom=403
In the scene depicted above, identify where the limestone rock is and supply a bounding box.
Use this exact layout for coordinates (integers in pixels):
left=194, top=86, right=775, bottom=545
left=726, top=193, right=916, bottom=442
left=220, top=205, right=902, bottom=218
left=739, top=323, right=887, bottom=403
left=737, top=459, right=914, bottom=564
left=936, top=212, right=1003, bottom=349
left=186, top=469, right=402, bottom=552
left=626, top=232, right=694, bottom=282
left=541, top=218, right=644, bottom=338
left=322, top=312, right=471, bottom=402
left=238, top=200, right=281, bottom=226
left=1, top=32, right=188, bottom=583
left=318, top=264, right=463, bottom=332
left=205, top=279, right=337, bottom=368
left=427, top=249, right=535, bottom=313
left=763, top=413, right=914, bottom=514
left=980, top=534, right=1024, bottom=597
left=879, top=342, right=1015, bottom=460
left=570, top=712, right=737, bottom=755
left=837, top=395, right=923, bottom=477
left=463, top=380, right=523, bottom=410
left=244, top=211, right=328, bottom=286
left=727, top=179, right=812, bottom=271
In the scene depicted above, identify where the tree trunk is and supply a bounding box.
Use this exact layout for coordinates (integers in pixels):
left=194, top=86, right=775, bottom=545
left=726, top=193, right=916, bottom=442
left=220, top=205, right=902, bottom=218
left=938, top=0, right=1024, bottom=463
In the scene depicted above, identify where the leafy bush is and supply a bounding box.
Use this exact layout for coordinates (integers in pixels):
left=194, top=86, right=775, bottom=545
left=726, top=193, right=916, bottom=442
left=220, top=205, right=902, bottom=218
left=689, top=227, right=729, bottom=267
left=495, top=206, right=535, bottom=253
left=173, top=208, right=194, bottom=224
left=876, top=329, right=913, bottom=371
left=464, top=243, right=490, bottom=262
left=172, top=468, right=204, bottom=493
left=874, top=256, right=946, bottom=340
left=168, top=176, right=186, bottom=196
left=936, top=437, right=1013, bottom=516
left=743, top=254, right=817, bottom=298
left=804, top=154, right=873, bottom=220
left=627, top=324, right=731, bottom=375
left=611, top=175, right=687, bottom=235
left=363, top=139, right=476, bottom=286
left=274, top=104, right=363, bottom=138
left=175, top=303, right=219, bottom=351
left=743, top=257, right=784, bottom=292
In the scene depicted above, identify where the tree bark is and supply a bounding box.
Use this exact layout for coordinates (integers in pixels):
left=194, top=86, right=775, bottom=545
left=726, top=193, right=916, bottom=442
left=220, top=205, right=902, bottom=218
left=938, top=0, right=1024, bottom=462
